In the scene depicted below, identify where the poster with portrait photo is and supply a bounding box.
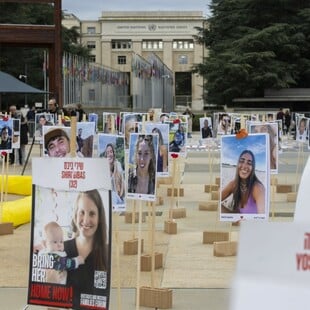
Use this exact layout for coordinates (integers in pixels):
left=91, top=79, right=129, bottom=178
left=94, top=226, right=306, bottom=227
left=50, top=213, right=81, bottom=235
left=127, top=133, right=158, bottom=201
left=121, top=112, right=146, bottom=149
left=296, top=116, right=309, bottom=143
left=215, top=113, right=232, bottom=137
left=28, top=157, right=112, bottom=309
left=102, top=113, right=117, bottom=134
left=168, top=120, right=187, bottom=156
left=12, top=118, right=21, bottom=149
left=43, top=126, right=71, bottom=158
left=200, top=117, right=213, bottom=139
left=145, top=122, right=169, bottom=177
left=248, top=122, right=279, bottom=174
left=76, top=122, right=95, bottom=158
left=98, top=134, right=126, bottom=212
left=88, top=113, right=99, bottom=132
left=0, top=118, right=13, bottom=152
left=34, top=113, right=55, bottom=142
left=220, top=134, right=270, bottom=222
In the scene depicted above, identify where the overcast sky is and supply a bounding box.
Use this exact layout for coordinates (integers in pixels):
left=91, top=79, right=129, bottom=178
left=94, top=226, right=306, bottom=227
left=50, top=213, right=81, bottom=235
left=62, top=0, right=211, bottom=20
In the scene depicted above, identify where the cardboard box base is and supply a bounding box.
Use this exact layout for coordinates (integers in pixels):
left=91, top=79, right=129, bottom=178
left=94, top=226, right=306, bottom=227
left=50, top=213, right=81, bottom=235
left=276, top=184, right=293, bottom=193
left=203, top=231, right=230, bottom=244
left=157, top=176, right=173, bottom=186
left=199, top=201, right=218, bottom=211
left=287, top=192, right=297, bottom=202
left=0, top=222, right=13, bottom=235
left=141, top=252, right=163, bottom=271
left=213, top=241, right=238, bottom=257
left=164, top=220, right=177, bottom=234
left=170, top=208, right=186, bottom=219
left=124, top=211, right=146, bottom=223
left=139, top=286, right=173, bottom=309
left=211, top=191, right=219, bottom=200
left=156, top=196, right=164, bottom=206
left=123, top=238, right=144, bottom=255
left=204, top=184, right=219, bottom=193
left=167, top=188, right=184, bottom=197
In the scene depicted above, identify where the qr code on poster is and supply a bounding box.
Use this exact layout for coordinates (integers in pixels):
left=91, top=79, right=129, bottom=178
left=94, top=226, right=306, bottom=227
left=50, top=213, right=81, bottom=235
left=94, top=270, right=107, bottom=289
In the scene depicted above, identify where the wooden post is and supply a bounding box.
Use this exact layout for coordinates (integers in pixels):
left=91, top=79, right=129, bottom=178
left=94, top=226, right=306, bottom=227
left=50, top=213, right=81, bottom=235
left=135, top=200, right=143, bottom=310
left=114, top=213, right=122, bottom=310
left=70, top=116, right=77, bottom=157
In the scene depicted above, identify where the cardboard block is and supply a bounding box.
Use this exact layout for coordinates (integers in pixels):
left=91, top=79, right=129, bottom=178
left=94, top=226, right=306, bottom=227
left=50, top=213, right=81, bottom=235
left=164, top=220, right=177, bottom=234
left=204, top=184, right=219, bottom=193
left=156, top=196, right=164, bottom=206
left=213, top=241, right=238, bottom=257
left=270, top=177, right=278, bottom=185
left=157, top=177, right=173, bottom=185
left=167, top=188, right=184, bottom=197
left=141, top=252, right=163, bottom=271
left=198, top=201, right=218, bottom=211
left=123, top=238, right=144, bottom=255
left=203, top=231, right=230, bottom=244
left=139, top=286, right=173, bottom=309
left=171, top=207, right=186, bottom=219
left=287, top=192, right=297, bottom=202
left=124, top=211, right=146, bottom=223
left=211, top=191, right=219, bottom=200
left=276, top=184, right=293, bottom=193
left=215, top=177, right=221, bottom=186
left=0, top=222, right=13, bottom=235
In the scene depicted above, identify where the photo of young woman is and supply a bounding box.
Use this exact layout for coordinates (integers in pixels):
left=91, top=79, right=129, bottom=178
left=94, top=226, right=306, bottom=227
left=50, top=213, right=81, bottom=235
left=220, top=134, right=269, bottom=221
left=98, top=134, right=126, bottom=211
left=145, top=123, right=169, bottom=176
left=127, top=133, right=158, bottom=201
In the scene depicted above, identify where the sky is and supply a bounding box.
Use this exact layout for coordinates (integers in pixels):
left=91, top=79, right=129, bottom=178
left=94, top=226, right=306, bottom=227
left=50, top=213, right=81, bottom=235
left=221, top=134, right=268, bottom=172
left=62, top=0, right=211, bottom=20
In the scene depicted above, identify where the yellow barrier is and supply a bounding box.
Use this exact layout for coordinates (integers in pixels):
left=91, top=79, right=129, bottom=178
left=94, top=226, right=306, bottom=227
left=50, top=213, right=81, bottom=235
left=0, top=175, right=32, bottom=196
left=0, top=175, right=32, bottom=227
left=2, top=196, right=32, bottom=227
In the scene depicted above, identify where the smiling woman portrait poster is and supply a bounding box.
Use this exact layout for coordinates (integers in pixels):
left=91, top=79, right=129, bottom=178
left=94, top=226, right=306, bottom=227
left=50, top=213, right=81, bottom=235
left=220, top=134, right=270, bottom=222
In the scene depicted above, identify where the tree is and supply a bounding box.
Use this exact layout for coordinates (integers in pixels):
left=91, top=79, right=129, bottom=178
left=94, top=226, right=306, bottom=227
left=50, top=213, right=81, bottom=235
left=193, top=0, right=310, bottom=107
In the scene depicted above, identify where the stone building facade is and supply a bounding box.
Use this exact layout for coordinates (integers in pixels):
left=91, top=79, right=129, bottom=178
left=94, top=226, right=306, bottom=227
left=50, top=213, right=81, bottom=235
left=63, top=11, right=207, bottom=111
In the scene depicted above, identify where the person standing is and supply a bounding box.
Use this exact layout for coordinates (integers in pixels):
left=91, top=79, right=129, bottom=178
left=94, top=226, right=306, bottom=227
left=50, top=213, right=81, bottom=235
left=276, top=108, right=284, bottom=128
left=19, top=114, right=29, bottom=165
left=26, top=105, right=36, bottom=138
left=48, top=98, right=62, bottom=123
left=183, top=107, right=195, bottom=138
left=284, top=110, right=291, bottom=135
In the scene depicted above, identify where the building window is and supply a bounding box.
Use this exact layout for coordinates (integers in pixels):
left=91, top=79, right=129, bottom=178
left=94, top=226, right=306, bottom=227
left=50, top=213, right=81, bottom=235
left=178, top=55, right=188, bottom=64
left=173, top=40, right=194, bottom=49
left=89, top=55, right=96, bottom=63
left=87, top=41, right=96, bottom=49
left=118, top=56, right=126, bottom=65
left=142, top=40, right=163, bottom=50
left=111, top=40, right=132, bottom=49
left=89, top=89, right=95, bottom=101
left=87, top=27, right=96, bottom=34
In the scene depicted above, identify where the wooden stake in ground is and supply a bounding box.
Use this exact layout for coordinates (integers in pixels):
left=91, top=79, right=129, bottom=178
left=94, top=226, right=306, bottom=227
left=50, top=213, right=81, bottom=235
left=135, top=199, right=143, bottom=310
